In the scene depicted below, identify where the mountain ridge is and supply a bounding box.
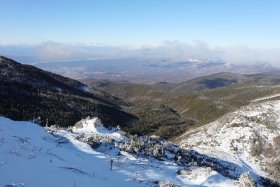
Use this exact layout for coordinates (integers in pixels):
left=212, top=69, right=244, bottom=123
left=0, top=56, right=136, bottom=128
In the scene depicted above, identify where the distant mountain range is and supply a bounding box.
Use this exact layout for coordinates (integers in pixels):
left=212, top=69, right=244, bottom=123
left=18, top=57, right=278, bottom=84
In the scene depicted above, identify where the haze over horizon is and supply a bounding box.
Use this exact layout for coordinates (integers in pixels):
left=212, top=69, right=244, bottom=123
left=1, top=0, right=280, bottom=66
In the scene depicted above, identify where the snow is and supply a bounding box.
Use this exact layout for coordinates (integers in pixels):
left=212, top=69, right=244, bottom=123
left=178, top=167, right=237, bottom=187
left=0, top=117, right=142, bottom=187
left=180, top=100, right=280, bottom=184
left=54, top=87, right=63, bottom=93
left=72, top=117, right=124, bottom=141
left=0, top=116, right=238, bottom=187
left=82, top=85, right=96, bottom=93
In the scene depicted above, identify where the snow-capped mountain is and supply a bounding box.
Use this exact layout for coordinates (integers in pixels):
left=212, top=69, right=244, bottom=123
left=180, top=99, right=280, bottom=186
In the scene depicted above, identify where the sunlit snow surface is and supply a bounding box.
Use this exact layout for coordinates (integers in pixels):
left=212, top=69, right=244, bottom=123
left=0, top=117, right=237, bottom=187
left=180, top=100, right=280, bottom=184
left=72, top=117, right=125, bottom=141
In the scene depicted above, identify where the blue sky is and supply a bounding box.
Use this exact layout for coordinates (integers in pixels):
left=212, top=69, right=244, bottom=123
left=0, top=0, right=279, bottom=47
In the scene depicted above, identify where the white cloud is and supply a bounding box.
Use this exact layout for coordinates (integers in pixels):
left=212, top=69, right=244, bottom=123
left=135, top=40, right=219, bottom=60
left=35, top=41, right=89, bottom=60
left=33, top=41, right=134, bottom=60
left=135, top=41, right=280, bottom=67
left=1, top=40, right=280, bottom=67
left=221, top=46, right=280, bottom=66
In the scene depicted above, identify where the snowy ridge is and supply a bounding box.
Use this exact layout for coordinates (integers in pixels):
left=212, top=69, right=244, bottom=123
left=0, top=116, right=240, bottom=187
left=180, top=100, right=280, bottom=185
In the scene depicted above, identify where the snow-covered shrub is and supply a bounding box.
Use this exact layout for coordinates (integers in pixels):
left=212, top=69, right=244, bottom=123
left=266, top=158, right=280, bottom=184
left=117, top=135, right=169, bottom=158
left=249, top=134, right=263, bottom=157
left=86, top=134, right=114, bottom=144
left=176, top=169, right=190, bottom=175
left=159, top=180, right=180, bottom=187
left=238, top=172, right=256, bottom=187
left=73, top=116, right=102, bottom=130
left=151, top=144, right=164, bottom=158
left=273, top=136, right=280, bottom=146
left=205, top=167, right=212, bottom=175
left=46, top=125, right=61, bottom=132
left=31, top=116, right=41, bottom=124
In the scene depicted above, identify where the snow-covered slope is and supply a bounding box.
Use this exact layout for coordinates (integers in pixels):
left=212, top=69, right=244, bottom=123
left=0, top=117, right=143, bottom=187
left=0, top=116, right=238, bottom=187
left=180, top=100, right=280, bottom=185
